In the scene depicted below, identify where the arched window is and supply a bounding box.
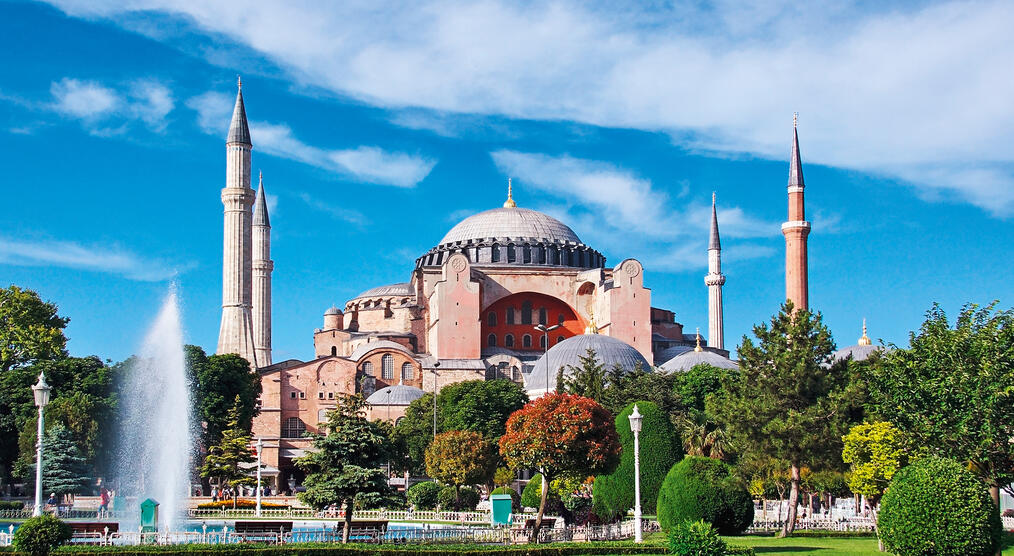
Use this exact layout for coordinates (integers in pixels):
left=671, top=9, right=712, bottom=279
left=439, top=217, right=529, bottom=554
left=558, top=313, right=565, bottom=325
left=538, top=307, right=548, bottom=325
left=488, top=312, right=497, bottom=327
left=317, top=409, right=329, bottom=424
left=486, top=366, right=497, bottom=381
left=507, top=244, right=516, bottom=263
left=557, top=335, right=565, bottom=345
left=522, top=334, right=532, bottom=348
left=401, top=362, right=414, bottom=381
left=540, top=335, right=547, bottom=349
left=506, top=306, right=515, bottom=325
left=521, top=301, right=532, bottom=324
left=537, top=247, right=546, bottom=264
left=282, top=417, right=306, bottom=438
left=488, top=333, right=497, bottom=347
left=362, top=361, right=374, bottom=376
left=381, top=354, right=394, bottom=380
left=522, top=245, right=532, bottom=264
left=491, top=244, right=501, bottom=263
left=330, top=346, right=337, bottom=357
left=504, top=334, right=515, bottom=348
left=511, top=366, right=520, bottom=381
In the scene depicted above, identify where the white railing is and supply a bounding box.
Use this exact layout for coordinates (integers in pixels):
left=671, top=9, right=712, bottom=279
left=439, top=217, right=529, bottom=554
left=0, top=531, right=10, bottom=548
left=1003, top=516, right=1014, bottom=530
left=749, top=516, right=876, bottom=533
left=185, top=507, right=533, bottom=524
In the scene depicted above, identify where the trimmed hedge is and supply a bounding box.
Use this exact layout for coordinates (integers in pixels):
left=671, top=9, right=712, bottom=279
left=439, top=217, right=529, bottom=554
left=0, top=500, right=24, bottom=510
left=668, top=520, right=726, bottom=556
left=593, top=401, right=682, bottom=522
left=878, top=456, right=1001, bottom=556
left=13, top=514, right=72, bottom=555
left=406, top=481, right=441, bottom=510
left=656, top=456, right=753, bottom=535
left=521, top=474, right=546, bottom=509
left=43, top=541, right=670, bottom=555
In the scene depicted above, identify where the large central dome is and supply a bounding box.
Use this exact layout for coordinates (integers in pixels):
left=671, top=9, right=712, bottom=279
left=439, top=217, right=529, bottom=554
left=440, top=207, right=581, bottom=245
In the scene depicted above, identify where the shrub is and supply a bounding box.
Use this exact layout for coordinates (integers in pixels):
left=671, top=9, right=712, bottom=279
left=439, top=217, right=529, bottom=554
left=0, top=500, right=23, bottom=510
left=657, top=456, right=753, bottom=535
left=668, top=520, right=726, bottom=556
left=491, top=486, right=522, bottom=511
left=406, top=481, right=441, bottom=510
left=437, top=485, right=479, bottom=511
left=522, top=474, right=546, bottom=509
left=12, top=514, right=72, bottom=555
left=594, top=401, right=682, bottom=522
left=878, top=456, right=1001, bottom=556
left=196, top=499, right=290, bottom=509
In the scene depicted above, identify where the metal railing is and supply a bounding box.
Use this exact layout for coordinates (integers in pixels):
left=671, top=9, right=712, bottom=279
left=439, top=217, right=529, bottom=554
left=185, top=507, right=537, bottom=524
left=748, top=516, right=876, bottom=533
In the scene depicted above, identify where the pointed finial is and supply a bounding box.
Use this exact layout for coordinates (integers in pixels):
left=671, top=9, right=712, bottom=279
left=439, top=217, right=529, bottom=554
left=858, top=318, right=871, bottom=346
left=712, top=191, right=716, bottom=205
left=237, top=75, right=242, bottom=91
left=584, top=316, right=598, bottom=335
left=695, top=327, right=703, bottom=352
left=793, top=112, right=798, bottom=128
left=708, top=192, right=721, bottom=251
left=503, top=177, right=517, bottom=208
left=258, top=170, right=263, bottom=185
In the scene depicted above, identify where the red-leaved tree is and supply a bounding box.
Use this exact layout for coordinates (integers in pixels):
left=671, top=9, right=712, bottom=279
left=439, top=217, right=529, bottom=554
left=499, top=393, right=621, bottom=541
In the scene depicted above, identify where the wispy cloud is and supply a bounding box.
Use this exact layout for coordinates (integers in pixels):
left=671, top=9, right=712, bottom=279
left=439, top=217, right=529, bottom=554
left=44, top=1, right=1014, bottom=215
left=49, top=77, right=174, bottom=134
left=296, top=192, right=366, bottom=225
left=0, top=236, right=190, bottom=281
left=187, top=91, right=435, bottom=187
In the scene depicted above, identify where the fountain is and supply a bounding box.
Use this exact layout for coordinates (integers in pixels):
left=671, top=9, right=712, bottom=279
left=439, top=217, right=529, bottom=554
left=113, top=287, right=194, bottom=530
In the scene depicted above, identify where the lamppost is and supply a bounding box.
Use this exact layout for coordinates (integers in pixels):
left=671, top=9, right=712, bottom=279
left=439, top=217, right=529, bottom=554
left=31, top=373, right=51, bottom=517
left=628, top=404, right=643, bottom=543
left=255, top=437, right=263, bottom=517
left=431, top=362, right=440, bottom=438
left=534, top=324, right=561, bottom=395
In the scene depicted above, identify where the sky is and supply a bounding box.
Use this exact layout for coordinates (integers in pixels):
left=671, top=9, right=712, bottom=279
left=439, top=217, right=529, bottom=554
left=1, top=0, right=1012, bottom=363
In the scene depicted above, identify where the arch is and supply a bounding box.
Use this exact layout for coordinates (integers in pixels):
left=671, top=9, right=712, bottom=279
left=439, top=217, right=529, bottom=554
left=491, top=244, right=501, bottom=263
left=362, top=361, right=374, bottom=376
left=522, top=244, right=532, bottom=264
left=330, top=346, right=337, bottom=357
left=317, top=409, right=329, bottom=424
left=282, top=417, right=306, bottom=438
left=381, top=354, right=394, bottom=380
left=522, top=334, right=532, bottom=348
left=504, top=334, right=515, bottom=348
left=540, top=335, right=547, bottom=349
left=481, top=292, right=584, bottom=352
left=506, top=244, right=516, bottom=263
left=488, top=333, right=497, bottom=348
left=506, top=306, right=515, bottom=325
left=401, top=362, right=414, bottom=381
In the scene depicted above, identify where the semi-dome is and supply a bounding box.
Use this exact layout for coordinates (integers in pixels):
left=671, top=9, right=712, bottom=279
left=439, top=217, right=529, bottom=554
left=527, top=334, right=651, bottom=393
left=659, top=349, right=738, bottom=373
left=440, top=207, right=581, bottom=245
left=366, top=384, right=424, bottom=406
left=353, top=283, right=412, bottom=299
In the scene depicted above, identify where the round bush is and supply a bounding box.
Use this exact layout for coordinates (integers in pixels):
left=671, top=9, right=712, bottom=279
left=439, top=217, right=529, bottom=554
left=491, top=486, right=521, bottom=511
left=668, top=520, right=727, bottom=556
left=593, top=401, right=682, bottom=522
left=521, top=473, right=546, bottom=509
left=406, top=480, right=441, bottom=510
left=437, top=485, right=479, bottom=511
left=878, top=456, right=1001, bottom=556
left=657, top=456, right=754, bottom=535
left=13, top=514, right=72, bottom=555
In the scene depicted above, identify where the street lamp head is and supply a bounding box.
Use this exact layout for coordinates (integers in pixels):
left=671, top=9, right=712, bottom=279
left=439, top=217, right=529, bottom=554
left=628, top=403, right=642, bottom=433
left=32, top=372, right=51, bottom=408
left=547, top=324, right=562, bottom=332
left=534, top=324, right=546, bottom=332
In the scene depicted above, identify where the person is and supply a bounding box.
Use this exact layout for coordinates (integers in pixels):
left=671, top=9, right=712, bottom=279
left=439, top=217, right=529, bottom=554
left=211, top=487, right=219, bottom=502
left=46, top=493, right=58, bottom=506
left=98, top=487, right=110, bottom=516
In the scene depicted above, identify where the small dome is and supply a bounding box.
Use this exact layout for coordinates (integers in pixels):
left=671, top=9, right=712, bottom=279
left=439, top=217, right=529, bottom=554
left=440, top=207, right=581, bottom=245
left=832, top=344, right=885, bottom=363
left=353, top=283, right=412, bottom=300
left=366, top=384, right=424, bottom=406
left=654, top=345, right=694, bottom=366
left=324, top=306, right=341, bottom=316
left=527, top=335, right=650, bottom=392
left=659, top=350, right=738, bottom=373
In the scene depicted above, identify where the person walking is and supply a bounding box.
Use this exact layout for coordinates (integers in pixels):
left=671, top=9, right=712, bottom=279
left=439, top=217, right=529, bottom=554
left=98, top=487, right=110, bottom=517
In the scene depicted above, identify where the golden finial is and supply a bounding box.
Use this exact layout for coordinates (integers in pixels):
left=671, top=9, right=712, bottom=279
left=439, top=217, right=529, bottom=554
left=503, top=177, right=516, bottom=208
left=793, top=112, right=798, bottom=128
left=695, top=327, right=703, bottom=352
left=858, top=318, right=871, bottom=346
left=584, top=316, right=598, bottom=335
left=237, top=75, right=242, bottom=91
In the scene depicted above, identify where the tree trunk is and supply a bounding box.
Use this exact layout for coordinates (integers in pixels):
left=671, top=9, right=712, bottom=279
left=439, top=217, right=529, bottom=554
left=761, top=496, right=767, bottom=520
left=779, top=464, right=801, bottom=538
left=342, top=498, right=354, bottom=543
left=989, top=484, right=1001, bottom=556
left=531, top=475, right=549, bottom=543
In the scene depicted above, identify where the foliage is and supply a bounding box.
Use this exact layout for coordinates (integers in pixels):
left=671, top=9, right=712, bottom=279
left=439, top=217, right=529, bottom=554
left=39, top=423, right=91, bottom=495
left=391, top=392, right=436, bottom=476
left=841, top=421, right=907, bottom=506
left=0, top=500, right=22, bottom=510
left=494, top=467, right=514, bottom=488
left=438, top=485, right=480, bottom=511
left=195, top=499, right=289, bottom=509
left=296, top=394, right=391, bottom=542
left=1, top=541, right=675, bottom=554
left=866, top=302, right=1014, bottom=502
left=593, top=401, right=682, bottom=522
left=521, top=474, right=547, bottom=509
left=200, top=396, right=256, bottom=506
left=0, top=285, right=68, bottom=375
left=559, top=348, right=609, bottom=402
left=190, top=348, right=262, bottom=449
left=406, top=481, right=441, bottom=510
left=12, top=514, right=72, bottom=555
left=677, top=364, right=734, bottom=414
left=709, top=301, right=857, bottom=537
left=500, top=393, right=621, bottom=539
left=438, top=379, right=529, bottom=440
left=491, top=486, right=521, bottom=511
left=657, top=456, right=753, bottom=535
left=878, top=456, right=1001, bottom=556
left=424, top=430, right=497, bottom=494
left=667, top=520, right=727, bottom=556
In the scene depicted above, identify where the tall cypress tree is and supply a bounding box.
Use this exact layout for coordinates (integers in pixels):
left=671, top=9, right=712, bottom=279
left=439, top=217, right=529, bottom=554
left=41, top=424, right=91, bottom=497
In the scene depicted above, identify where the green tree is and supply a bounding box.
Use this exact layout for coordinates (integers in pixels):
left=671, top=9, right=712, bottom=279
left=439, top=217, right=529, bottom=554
left=0, top=285, right=68, bottom=375
left=559, top=348, right=608, bottom=402
left=200, top=396, right=256, bottom=508
left=867, top=302, right=1014, bottom=509
left=710, top=301, right=856, bottom=537
left=425, top=430, right=497, bottom=505
left=841, top=421, right=908, bottom=524
left=390, top=392, right=437, bottom=476
left=193, top=351, right=261, bottom=448
left=20, top=424, right=92, bottom=497
left=296, top=394, right=390, bottom=543
left=437, top=379, right=528, bottom=440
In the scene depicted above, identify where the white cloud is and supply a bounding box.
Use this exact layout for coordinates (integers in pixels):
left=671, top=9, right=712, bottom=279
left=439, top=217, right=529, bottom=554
left=0, top=236, right=189, bottom=281
left=51, top=78, right=119, bottom=119
left=44, top=0, right=1014, bottom=215
left=296, top=192, right=366, bottom=225
left=186, top=91, right=436, bottom=187
left=49, top=77, right=174, bottom=133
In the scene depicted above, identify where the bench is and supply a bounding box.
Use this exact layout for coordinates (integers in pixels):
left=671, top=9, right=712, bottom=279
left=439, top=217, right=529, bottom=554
left=233, top=521, right=292, bottom=543
left=69, top=522, right=119, bottom=545
left=522, top=518, right=555, bottom=529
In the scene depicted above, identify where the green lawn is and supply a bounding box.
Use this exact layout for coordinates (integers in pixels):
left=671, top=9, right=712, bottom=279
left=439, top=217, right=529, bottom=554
left=719, top=533, right=1014, bottom=555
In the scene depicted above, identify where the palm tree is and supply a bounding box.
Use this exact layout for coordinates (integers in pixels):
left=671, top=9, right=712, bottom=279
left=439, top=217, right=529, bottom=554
left=675, top=409, right=732, bottom=460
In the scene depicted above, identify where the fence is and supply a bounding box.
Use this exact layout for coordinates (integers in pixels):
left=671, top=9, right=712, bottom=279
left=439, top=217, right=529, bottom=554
left=748, top=516, right=876, bottom=533
left=186, top=508, right=536, bottom=524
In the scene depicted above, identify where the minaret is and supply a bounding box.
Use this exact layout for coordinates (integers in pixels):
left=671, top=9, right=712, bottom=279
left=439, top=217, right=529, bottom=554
left=782, top=113, right=811, bottom=311
left=252, top=171, right=273, bottom=367
left=216, top=77, right=258, bottom=368
left=705, top=192, right=726, bottom=349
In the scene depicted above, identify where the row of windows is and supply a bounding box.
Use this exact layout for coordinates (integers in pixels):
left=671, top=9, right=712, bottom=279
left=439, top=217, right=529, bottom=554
left=488, top=333, right=565, bottom=349
left=361, top=355, right=415, bottom=380
left=488, top=304, right=565, bottom=327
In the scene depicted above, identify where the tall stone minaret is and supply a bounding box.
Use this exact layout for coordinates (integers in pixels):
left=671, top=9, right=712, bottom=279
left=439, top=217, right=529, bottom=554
left=252, top=171, right=273, bottom=367
left=216, top=78, right=258, bottom=368
left=705, top=192, right=726, bottom=349
left=782, top=113, right=811, bottom=311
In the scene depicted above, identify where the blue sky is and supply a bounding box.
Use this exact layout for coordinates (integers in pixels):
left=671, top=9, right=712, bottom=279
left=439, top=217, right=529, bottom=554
left=2, top=0, right=1012, bottom=363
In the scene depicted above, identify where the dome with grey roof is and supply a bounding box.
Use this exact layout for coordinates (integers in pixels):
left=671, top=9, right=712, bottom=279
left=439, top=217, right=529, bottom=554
left=659, top=349, right=738, bottom=373
left=654, top=345, right=694, bottom=366
left=353, top=283, right=412, bottom=300
left=366, top=384, right=424, bottom=406
left=832, top=344, right=885, bottom=363
left=324, top=306, right=341, bottom=316
left=527, top=335, right=651, bottom=393
left=440, top=207, right=581, bottom=245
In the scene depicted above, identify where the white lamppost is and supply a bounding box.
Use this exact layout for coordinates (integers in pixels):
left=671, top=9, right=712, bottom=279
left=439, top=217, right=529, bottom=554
left=32, top=372, right=52, bottom=517
left=534, top=324, right=561, bottom=395
left=431, top=362, right=441, bottom=438
left=628, top=404, right=643, bottom=543
left=255, top=437, right=263, bottom=517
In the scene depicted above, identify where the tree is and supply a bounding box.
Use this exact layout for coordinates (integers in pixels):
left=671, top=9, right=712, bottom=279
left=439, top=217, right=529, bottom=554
left=425, top=430, right=497, bottom=505
left=200, top=396, right=256, bottom=508
left=499, top=393, right=620, bottom=541
left=559, top=348, right=609, bottom=402
left=193, top=350, right=261, bottom=449
left=710, top=301, right=857, bottom=537
left=841, top=421, right=908, bottom=524
left=0, top=285, right=68, bottom=375
left=437, top=379, right=528, bottom=440
left=390, top=392, right=437, bottom=476
left=296, top=394, right=390, bottom=543
left=39, top=424, right=91, bottom=497
left=867, top=303, right=1014, bottom=510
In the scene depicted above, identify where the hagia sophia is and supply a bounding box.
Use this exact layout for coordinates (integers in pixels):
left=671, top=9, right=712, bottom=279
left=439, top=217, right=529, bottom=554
left=214, top=82, right=875, bottom=489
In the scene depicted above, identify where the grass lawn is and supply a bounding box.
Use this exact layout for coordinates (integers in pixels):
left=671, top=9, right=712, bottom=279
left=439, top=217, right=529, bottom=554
left=720, top=533, right=1014, bottom=555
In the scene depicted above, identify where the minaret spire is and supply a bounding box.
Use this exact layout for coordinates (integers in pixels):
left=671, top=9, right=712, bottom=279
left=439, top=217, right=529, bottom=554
left=252, top=171, right=273, bottom=367
left=782, top=113, right=811, bottom=311
left=227, top=77, right=251, bottom=146
left=503, top=177, right=517, bottom=208
left=705, top=192, right=726, bottom=350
